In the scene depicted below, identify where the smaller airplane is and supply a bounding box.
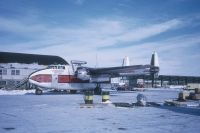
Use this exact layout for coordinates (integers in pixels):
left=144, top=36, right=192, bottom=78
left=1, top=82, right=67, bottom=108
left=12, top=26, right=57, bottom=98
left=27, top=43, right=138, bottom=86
left=28, top=52, right=159, bottom=95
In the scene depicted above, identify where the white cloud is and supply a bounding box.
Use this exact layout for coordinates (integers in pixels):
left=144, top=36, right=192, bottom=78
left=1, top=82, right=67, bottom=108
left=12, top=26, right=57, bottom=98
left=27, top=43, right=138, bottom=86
left=111, top=19, right=181, bottom=42
left=0, top=17, right=181, bottom=48
left=74, top=0, right=85, bottom=5
left=0, top=17, right=46, bottom=34
left=1, top=16, right=199, bottom=76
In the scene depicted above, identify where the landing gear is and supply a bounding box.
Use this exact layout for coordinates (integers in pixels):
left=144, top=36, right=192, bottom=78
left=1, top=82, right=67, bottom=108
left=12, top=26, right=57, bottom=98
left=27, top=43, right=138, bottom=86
left=94, top=84, right=102, bottom=95
left=70, top=90, right=77, bottom=94
left=35, top=89, right=43, bottom=95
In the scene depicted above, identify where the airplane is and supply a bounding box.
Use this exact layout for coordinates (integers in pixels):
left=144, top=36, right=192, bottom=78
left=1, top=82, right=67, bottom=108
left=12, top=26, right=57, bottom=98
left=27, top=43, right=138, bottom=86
left=28, top=52, right=159, bottom=95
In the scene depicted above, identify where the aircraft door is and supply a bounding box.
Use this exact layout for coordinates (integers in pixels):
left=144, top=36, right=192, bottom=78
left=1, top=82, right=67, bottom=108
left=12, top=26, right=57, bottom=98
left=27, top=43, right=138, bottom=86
left=52, top=74, right=58, bottom=89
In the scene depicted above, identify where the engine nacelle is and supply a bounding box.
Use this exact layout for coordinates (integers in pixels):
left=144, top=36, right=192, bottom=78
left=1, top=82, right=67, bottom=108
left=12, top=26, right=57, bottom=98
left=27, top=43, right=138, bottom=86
left=75, top=67, right=91, bottom=81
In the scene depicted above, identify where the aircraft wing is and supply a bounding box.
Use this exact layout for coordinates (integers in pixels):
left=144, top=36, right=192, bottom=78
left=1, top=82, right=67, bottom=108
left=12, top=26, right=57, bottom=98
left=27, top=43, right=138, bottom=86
left=88, top=65, right=152, bottom=77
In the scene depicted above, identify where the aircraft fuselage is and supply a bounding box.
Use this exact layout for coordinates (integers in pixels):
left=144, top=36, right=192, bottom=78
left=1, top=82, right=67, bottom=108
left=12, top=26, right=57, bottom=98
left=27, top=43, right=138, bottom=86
left=29, top=65, right=97, bottom=91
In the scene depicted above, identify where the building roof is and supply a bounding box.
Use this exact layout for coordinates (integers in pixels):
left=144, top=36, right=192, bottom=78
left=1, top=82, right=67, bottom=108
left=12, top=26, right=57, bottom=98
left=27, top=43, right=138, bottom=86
left=129, top=74, right=200, bottom=83
left=0, top=52, right=68, bottom=65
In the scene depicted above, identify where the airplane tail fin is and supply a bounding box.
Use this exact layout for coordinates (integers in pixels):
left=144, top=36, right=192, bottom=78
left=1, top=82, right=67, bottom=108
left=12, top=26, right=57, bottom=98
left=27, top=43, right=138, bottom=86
left=150, top=51, right=159, bottom=67
left=122, top=56, right=130, bottom=66
left=150, top=51, right=160, bottom=74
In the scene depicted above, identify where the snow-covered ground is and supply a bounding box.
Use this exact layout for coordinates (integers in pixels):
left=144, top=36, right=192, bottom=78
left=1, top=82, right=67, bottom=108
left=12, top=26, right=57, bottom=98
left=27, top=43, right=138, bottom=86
left=0, top=89, right=200, bottom=133
left=0, top=89, right=35, bottom=95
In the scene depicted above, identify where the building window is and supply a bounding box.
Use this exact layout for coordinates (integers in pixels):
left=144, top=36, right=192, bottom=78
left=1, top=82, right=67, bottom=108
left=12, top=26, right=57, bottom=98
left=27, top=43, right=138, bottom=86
left=11, top=70, right=20, bottom=75
left=0, top=69, right=2, bottom=75
left=0, top=81, right=6, bottom=85
left=11, top=70, right=15, bottom=75
left=16, top=70, right=20, bottom=75
left=3, top=69, right=7, bottom=75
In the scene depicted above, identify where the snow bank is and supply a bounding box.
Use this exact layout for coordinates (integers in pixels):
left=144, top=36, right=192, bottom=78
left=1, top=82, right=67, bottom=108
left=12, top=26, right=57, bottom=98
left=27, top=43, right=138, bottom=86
left=146, top=87, right=183, bottom=91
left=0, top=89, right=35, bottom=95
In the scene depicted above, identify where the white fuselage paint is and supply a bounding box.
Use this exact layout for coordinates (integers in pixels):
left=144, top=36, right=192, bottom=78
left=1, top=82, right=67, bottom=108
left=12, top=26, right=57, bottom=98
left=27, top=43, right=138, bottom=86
left=29, top=65, right=97, bottom=90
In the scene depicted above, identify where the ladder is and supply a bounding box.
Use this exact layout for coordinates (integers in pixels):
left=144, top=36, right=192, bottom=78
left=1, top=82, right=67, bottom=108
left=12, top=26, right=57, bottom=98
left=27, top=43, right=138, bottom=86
left=15, top=77, right=29, bottom=88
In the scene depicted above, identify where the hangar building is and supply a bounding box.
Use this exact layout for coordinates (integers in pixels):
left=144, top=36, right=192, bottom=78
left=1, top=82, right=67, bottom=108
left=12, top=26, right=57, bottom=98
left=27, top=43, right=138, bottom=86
left=0, top=52, right=68, bottom=89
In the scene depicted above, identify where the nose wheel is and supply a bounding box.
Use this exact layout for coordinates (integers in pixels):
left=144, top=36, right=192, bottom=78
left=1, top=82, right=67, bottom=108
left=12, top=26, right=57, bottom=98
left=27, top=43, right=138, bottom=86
left=94, top=84, right=102, bottom=95
left=35, top=89, right=43, bottom=95
left=70, top=90, right=77, bottom=94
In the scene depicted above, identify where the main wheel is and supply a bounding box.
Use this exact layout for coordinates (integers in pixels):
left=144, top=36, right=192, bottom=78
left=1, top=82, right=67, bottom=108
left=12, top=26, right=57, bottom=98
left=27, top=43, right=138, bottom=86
left=94, top=85, right=102, bottom=95
left=70, top=90, right=77, bottom=94
left=35, top=89, right=43, bottom=95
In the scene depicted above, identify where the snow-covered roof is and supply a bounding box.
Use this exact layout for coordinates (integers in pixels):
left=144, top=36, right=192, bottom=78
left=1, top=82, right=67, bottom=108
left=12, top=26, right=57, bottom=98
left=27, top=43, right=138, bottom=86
left=0, top=52, right=68, bottom=65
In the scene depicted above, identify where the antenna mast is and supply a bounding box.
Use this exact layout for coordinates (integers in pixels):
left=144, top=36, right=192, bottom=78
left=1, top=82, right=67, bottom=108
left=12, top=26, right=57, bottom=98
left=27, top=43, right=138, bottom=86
left=95, top=53, right=98, bottom=68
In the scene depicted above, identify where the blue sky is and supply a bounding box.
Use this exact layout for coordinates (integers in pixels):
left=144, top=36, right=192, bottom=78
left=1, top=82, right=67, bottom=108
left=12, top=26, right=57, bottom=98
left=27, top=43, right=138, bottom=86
left=0, top=0, right=200, bottom=76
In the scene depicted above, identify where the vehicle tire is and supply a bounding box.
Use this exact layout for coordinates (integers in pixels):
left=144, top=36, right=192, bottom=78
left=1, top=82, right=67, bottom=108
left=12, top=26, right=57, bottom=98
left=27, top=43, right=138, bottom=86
left=70, top=90, right=77, bottom=94
left=35, top=89, right=43, bottom=95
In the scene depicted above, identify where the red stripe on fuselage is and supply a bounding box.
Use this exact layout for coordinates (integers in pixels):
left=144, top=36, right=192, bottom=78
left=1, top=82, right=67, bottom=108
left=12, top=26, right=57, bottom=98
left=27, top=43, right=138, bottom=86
left=58, top=75, right=89, bottom=83
left=31, top=74, right=52, bottom=83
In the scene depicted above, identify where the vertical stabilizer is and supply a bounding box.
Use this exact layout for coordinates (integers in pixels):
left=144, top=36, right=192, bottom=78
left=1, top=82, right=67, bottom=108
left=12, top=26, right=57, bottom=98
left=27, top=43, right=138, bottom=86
left=150, top=51, right=159, bottom=67
left=150, top=51, right=159, bottom=88
left=122, top=56, right=130, bottom=66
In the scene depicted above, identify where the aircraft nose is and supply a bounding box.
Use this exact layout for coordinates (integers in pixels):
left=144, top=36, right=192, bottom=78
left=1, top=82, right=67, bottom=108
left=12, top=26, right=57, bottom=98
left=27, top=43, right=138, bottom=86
left=29, top=74, right=52, bottom=83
